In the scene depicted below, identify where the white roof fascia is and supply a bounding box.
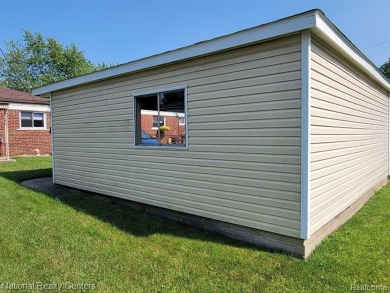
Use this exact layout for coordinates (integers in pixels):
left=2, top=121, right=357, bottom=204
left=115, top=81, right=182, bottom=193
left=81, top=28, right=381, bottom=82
left=32, top=11, right=317, bottom=95
left=313, top=11, right=390, bottom=91
left=32, top=9, right=389, bottom=96
left=7, top=103, right=50, bottom=112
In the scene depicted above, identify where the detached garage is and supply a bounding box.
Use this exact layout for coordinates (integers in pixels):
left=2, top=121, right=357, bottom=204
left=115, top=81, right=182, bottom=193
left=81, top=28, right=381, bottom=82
left=33, top=9, right=390, bottom=258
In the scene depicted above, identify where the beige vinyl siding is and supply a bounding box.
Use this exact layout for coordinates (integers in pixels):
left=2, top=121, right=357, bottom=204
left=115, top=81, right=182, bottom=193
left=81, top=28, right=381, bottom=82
left=310, top=36, right=389, bottom=234
left=52, top=34, right=302, bottom=238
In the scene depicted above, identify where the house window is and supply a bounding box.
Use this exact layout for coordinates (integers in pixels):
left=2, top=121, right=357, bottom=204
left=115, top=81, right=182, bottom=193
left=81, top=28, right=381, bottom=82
left=152, top=115, right=166, bottom=128
left=20, top=112, right=45, bottom=128
left=178, top=117, right=185, bottom=125
left=135, top=87, right=187, bottom=147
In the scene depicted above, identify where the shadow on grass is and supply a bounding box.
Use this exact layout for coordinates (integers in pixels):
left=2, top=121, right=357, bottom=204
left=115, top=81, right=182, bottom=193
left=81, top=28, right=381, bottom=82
left=1, top=169, right=264, bottom=253
left=0, top=168, right=52, bottom=183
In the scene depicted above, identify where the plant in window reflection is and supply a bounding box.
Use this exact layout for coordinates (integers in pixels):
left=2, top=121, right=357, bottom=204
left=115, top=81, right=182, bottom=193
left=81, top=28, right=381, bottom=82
left=159, top=125, right=170, bottom=132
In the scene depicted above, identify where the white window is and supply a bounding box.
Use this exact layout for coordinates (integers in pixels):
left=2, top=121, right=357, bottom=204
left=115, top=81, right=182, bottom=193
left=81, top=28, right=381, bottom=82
left=134, top=87, right=187, bottom=147
left=152, top=115, right=166, bottom=129
left=20, top=111, right=45, bottom=128
left=178, top=117, right=185, bottom=125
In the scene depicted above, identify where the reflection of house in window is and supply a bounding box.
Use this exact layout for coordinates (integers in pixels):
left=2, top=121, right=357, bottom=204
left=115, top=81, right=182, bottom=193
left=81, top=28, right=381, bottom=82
left=135, top=88, right=186, bottom=146
left=140, top=110, right=185, bottom=145
left=152, top=115, right=165, bottom=128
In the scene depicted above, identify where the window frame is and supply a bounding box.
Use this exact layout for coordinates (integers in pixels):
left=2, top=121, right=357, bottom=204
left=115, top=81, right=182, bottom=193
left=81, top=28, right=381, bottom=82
left=133, top=86, right=188, bottom=149
left=19, top=111, right=46, bottom=130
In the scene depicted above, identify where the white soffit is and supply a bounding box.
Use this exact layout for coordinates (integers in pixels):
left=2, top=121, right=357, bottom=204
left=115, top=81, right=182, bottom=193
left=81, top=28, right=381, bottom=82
left=32, top=9, right=389, bottom=95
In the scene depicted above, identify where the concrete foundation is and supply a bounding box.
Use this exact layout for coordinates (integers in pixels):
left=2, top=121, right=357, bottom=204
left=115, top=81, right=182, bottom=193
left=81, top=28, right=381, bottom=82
left=21, top=176, right=387, bottom=259
left=303, top=177, right=388, bottom=258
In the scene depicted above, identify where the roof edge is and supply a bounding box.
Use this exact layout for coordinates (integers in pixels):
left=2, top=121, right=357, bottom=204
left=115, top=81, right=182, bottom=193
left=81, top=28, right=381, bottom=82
left=32, top=10, right=318, bottom=95
left=33, top=9, right=389, bottom=95
left=313, top=11, right=390, bottom=91
left=0, top=100, right=49, bottom=105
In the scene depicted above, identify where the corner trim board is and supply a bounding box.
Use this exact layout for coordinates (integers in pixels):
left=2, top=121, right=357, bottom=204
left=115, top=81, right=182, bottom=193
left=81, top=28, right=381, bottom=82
left=50, top=92, right=55, bottom=184
left=300, top=30, right=311, bottom=239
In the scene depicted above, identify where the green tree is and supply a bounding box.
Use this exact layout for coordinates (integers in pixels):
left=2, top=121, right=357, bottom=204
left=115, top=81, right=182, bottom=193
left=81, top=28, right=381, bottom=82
left=0, top=31, right=105, bottom=92
left=379, top=58, right=390, bottom=79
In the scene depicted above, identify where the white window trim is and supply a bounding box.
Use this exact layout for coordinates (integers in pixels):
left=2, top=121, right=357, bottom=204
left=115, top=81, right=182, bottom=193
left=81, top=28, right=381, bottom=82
left=19, top=111, right=47, bottom=130
left=133, top=85, right=188, bottom=149
left=179, top=117, right=185, bottom=126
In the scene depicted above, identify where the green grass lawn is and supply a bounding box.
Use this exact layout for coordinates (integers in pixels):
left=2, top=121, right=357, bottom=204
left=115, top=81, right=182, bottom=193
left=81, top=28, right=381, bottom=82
left=0, top=157, right=389, bottom=292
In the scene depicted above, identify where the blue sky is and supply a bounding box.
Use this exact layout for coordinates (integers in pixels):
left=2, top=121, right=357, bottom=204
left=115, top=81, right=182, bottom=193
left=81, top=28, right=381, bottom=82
left=1, top=0, right=389, bottom=67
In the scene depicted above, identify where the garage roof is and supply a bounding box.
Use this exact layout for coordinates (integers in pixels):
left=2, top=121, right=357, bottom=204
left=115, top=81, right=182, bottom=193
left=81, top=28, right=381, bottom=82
left=32, top=9, right=390, bottom=96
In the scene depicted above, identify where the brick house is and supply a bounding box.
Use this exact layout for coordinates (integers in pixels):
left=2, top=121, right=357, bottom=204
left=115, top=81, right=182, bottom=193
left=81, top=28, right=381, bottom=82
left=0, top=87, right=51, bottom=159
left=140, top=110, right=185, bottom=144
